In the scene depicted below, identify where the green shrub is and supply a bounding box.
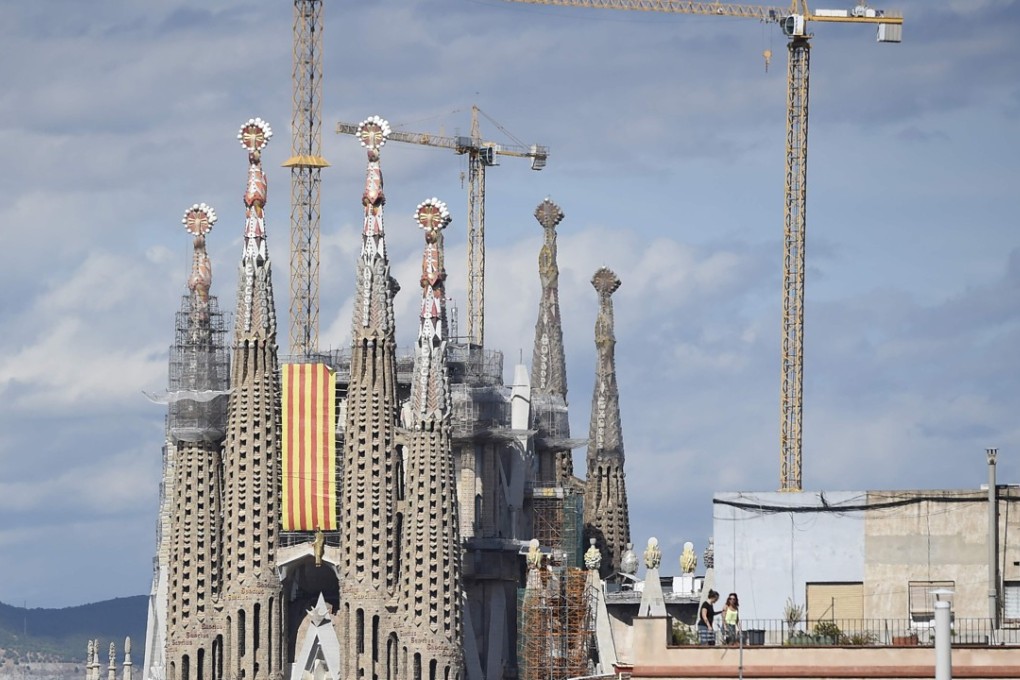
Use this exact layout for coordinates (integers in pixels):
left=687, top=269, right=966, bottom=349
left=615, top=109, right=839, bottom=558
left=812, top=620, right=845, bottom=644
left=671, top=621, right=698, bottom=645
left=844, top=631, right=878, bottom=646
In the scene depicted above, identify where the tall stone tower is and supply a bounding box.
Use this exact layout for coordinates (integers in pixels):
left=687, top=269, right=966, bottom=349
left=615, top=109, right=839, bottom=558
left=220, top=118, right=286, bottom=680
left=583, top=268, right=631, bottom=577
left=338, top=116, right=402, bottom=680
left=529, top=198, right=573, bottom=487
left=164, top=204, right=230, bottom=680
left=396, top=198, right=464, bottom=679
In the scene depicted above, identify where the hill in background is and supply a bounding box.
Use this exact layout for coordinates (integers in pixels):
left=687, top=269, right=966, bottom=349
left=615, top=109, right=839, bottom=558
left=0, top=596, right=147, bottom=669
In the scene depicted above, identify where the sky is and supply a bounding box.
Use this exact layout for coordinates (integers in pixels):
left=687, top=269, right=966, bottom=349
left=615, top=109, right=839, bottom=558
left=1, top=0, right=1018, bottom=609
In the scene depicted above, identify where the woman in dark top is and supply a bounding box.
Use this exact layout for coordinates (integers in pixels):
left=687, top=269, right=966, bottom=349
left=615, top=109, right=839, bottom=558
left=698, top=590, right=719, bottom=645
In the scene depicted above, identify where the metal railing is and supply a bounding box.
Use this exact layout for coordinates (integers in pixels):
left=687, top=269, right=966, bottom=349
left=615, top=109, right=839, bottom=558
left=670, top=618, right=1020, bottom=647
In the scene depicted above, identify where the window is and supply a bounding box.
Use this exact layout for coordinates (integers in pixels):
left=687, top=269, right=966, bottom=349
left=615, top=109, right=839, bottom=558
left=1004, top=581, right=1020, bottom=623
left=908, top=580, right=954, bottom=625
left=806, top=582, right=863, bottom=623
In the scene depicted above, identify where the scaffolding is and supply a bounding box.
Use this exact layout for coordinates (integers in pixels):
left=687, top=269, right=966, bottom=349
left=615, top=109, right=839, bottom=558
left=518, top=566, right=595, bottom=680
left=530, top=490, right=583, bottom=569
left=167, top=295, right=230, bottom=442
left=531, top=395, right=570, bottom=449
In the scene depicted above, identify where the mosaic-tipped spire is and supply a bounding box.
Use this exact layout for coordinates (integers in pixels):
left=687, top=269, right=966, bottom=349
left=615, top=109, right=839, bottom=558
left=397, top=198, right=464, bottom=671
left=352, top=115, right=398, bottom=337
left=530, top=198, right=568, bottom=399
left=584, top=266, right=630, bottom=576
left=410, top=198, right=452, bottom=421
left=339, top=115, right=403, bottom=659
left=235, top=117, right=277, bottom=338
left=220, top=117, right=283, bottom=679
left=183, top=203, right=217, bottom=335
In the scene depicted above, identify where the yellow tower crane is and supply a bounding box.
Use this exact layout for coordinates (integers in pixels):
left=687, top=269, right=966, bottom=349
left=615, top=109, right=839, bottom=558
left=283, top=0, right=329, bottom=357
left=503, top=0, right=902, bottom=492
left=337, top=106, right=549, bottom=347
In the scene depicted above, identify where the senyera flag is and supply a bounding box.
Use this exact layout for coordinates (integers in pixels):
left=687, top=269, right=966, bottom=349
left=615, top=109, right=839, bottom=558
left=281, top=363, right=337, bottom=531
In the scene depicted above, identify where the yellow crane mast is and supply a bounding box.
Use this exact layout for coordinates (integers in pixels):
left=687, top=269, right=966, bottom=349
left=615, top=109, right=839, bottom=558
left=337, top=106, right=548, bottom=347
left=503, top=0, right=902, bottom=492
left=283, top=0, right=329, bottom=356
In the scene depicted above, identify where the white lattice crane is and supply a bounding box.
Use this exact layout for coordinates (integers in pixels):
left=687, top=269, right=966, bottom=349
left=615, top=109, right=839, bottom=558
left=502, top=0, right=902, bottom=492
left=337, top=106, right=549, bottom=347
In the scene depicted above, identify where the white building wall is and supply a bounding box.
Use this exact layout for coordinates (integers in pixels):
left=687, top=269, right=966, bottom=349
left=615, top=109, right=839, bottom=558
left=712, top=491, right=866, bottom=620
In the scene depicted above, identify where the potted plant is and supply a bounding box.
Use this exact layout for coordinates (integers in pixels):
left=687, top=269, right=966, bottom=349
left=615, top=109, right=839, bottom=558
left=812, top=620, right=844, bottom=645
left=784, top=598, right=805, bottom=641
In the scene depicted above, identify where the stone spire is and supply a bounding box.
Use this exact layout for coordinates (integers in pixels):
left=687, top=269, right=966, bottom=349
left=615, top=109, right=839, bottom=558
left=338, top=116, right=403, bottom=680
left=396, top=198, right=464, bottom=677
left=531, top=198, right=567, bottom=400
left=161, top=202, right=231, bottom=680
left=185, top=203, right=216, bottom=336
left=408, top=198, right=453, bottom=421
left=220, top=117, right=285, bottom=680
left=529, top=198, right=574, bottom=485
left=584, top=267, right=631, bottom=577
left=236, top=117, right=277, bottom=337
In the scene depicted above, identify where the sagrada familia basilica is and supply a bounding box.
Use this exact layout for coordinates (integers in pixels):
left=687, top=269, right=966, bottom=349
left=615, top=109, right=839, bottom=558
left=127, top=116, right=635, bottom=680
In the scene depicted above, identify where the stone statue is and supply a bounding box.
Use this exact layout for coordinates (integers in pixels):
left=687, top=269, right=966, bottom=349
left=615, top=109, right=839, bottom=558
left=620, top=543, right=638, bottom=575
left=313, top=527, right=325, bottom=568
left=643, top=537, right=661, bottom=570
left=703, top=536, right=715, bottom=569
left=583, top=538, right=602, bottom=572
left=680, top=541, right=697, bottom=574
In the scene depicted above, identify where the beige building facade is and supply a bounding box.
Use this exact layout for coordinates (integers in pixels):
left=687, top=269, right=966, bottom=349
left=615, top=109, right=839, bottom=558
left=713, top=481, right=1020, bottom=633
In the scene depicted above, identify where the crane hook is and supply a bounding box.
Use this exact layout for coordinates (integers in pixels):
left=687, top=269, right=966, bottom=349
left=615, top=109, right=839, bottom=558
left=763, top=48, right=773, bottom=72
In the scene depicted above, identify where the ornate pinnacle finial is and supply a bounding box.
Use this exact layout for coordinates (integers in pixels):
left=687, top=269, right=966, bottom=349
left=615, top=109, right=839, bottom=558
left=620, top=543, right=638, bottom=575
left=536, top=198, right=563, bottom=286
left=183, top=202, right=217, bottom=236
left=680, top=541, right=697, bottom=574
left=236, top=118, right=275, bottom=336
left=411, top=198, right=452, bottom=420
left=357, top=115, right=390, bottom=153
left=589, top=266, right=623, bottom=458
left=238, top=118, right=271, bottom=249
left=531, top=198, right=569, bottom=402
left=535, top=198, right=564, bottom=230
left=644, top=536, right=661, bottom=570
left=352, top=116, right=396, bottom=336
left=415, top=197, right=450, bottom=330
left=592, top=267, right=621, bottom=298
left=238, top=117, right=273, bottom=153
left=359, top=116, right=389, bottom=240
left=415, top=197, right=451, bottom=233
left=184, top=204, right=216, bottom=308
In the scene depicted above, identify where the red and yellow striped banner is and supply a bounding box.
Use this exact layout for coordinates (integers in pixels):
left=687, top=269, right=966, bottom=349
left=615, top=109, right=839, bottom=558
left=281, top=363, right=337, bottom=531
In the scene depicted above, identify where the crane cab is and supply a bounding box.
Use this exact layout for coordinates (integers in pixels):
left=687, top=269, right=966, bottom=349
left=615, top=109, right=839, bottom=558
left=529, top=145, right=548, bottom=171
left=782, top=14, right=806, bottom=37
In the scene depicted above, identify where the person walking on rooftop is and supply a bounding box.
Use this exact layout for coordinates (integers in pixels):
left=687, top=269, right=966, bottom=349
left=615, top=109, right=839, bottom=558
left=699, top=590, right=719, bottom=645
left=723, top=592, right=741, bottom=645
